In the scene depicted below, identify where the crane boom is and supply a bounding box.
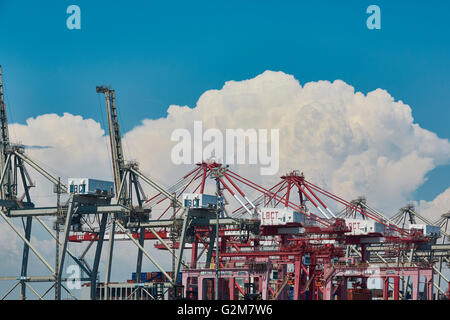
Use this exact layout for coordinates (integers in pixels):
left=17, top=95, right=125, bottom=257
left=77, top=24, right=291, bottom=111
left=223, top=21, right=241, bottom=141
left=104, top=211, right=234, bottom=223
left=0, top=65, right=12, bottom=199
left=0, top=66, right=9, bottom=151
left=96, top=86, right=126, bottom=201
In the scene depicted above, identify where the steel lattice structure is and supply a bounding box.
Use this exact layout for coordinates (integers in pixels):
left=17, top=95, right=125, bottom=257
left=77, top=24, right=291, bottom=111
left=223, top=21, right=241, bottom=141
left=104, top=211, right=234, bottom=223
left=0, top=66, right=449, bottom=300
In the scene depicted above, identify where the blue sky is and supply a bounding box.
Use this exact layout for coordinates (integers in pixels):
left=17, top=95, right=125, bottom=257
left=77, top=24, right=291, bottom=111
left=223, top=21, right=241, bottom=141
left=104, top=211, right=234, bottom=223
left=0, top=0, right=449, bottom=201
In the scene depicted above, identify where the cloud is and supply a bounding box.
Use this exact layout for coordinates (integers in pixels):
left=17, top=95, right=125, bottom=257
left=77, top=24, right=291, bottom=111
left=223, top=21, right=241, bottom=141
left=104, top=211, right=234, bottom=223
left=0, top=220, right=22, bottom=265
left=416, top=187, right=450, bottom=223
left=1, top=70, right=449, bottom=289
left=11, top=113, right=112, bottom=180
left=9, top=71, right=449, bottom=214
left=123, top=71, right=450, bottom=213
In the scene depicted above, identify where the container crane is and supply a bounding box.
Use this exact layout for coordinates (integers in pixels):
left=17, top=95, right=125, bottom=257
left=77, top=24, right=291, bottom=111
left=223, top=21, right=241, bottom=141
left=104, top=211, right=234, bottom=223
left=96, top=86, right=185, bottom=298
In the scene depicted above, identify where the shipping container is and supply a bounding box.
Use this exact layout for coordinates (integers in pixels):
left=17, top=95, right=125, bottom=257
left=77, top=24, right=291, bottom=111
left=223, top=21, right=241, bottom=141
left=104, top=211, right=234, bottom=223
left=344, top=218, right=385, bottom=235
left=131, top=272, right=147, bottom=282
left=182, top=193, right=222, bottom=209
left=257, top=207, right=305, bottom=226
left=68, top=178, right=114, bottom=197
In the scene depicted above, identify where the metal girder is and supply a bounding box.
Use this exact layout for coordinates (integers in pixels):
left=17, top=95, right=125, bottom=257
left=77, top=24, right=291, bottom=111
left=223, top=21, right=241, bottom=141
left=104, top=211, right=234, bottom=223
left=0, top=66, right=12, bottom=202
left=34, top=216, right=91, bottom=276
left=135, top=227, right=145, bottom=299
left=8, top=207, right=58, bottom=217
left=24, top=282, right=44, bottom=300
left=146, top=227, right=189, bottom=269
left=0, top=152, right=11, bottom=196
left=129, top=167, right=181, bottom=208
left=127, top=219, right=178, bottom=228
left=115, top=169, right=128, bottom=205
left=0, top=276, right=90, bottom=282
left=115, top=221, right=174, bottom=285
left=174, top=208, right=191, bottom=286
left=56, top=195, right=75, bottom=300
left=191, top=217, right=249, bottom=226
left=96, top=86, right=126, bottom=199
left=104, top=216, right=116, bottom=300
left=8, top=204, right=129, bottom=217
left=127, top=217, right=254, bottom=229
left=366, top=243, right=450, bottom=252
left=0, top=210, right=55, bottom=274
left=41, top=284, right=54, bottom=300
left=19, top=216, right=32, bottom=299
left=0, top=199, right=34, bottom=209
left=90, top=213, right=108, bottom=300
left=101, top=281, right=173, bottom=289
left=1, top=282, right=20, bottom=300
left=13, top=151, right=67, bottom=192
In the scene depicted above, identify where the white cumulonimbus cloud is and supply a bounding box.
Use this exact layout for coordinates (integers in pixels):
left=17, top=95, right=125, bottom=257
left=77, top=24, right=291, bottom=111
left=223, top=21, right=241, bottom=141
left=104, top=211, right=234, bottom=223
left=123, top=71, right=450, bottom=214
left=1, top=70, right=449, bottom=288
left=6, top=70, right=450, bottom=219
left=416, top=187, right=450, bottom=223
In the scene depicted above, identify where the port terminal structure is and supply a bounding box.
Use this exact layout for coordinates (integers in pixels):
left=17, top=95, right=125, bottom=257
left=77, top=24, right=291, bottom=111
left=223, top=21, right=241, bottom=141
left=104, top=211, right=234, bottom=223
left=0, top=65, right=449, bottom=300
